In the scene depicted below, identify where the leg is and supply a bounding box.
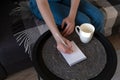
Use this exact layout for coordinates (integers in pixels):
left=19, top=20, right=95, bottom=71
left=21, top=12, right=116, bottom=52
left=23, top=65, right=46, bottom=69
left=48, top=2, right=70, bottom=25
left=29, top=0, right=71, bottom=26
left=49, top=2, right=91, bottom=26
left=75, top=11, right=91, bottom=25
left=60, top=0, right=91, bottom=25
left=29, top=0, right=90, bottom=26
left=29, top=0, right=43, bottom=19
left=29, top=0, right=69, bottom=25
left=78, top=0, right=105, bottom=33
left=60, top=0, right=104, bottom=33
left=61, top=0, right=70, bottom=6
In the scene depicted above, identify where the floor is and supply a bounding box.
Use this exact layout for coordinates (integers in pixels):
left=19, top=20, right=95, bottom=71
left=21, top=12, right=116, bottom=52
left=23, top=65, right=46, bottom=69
left=4, top=34, right=120, bottom=80
left=108, top=34, right=120, bottom=80
left=108, top=34, right=120, bottom=50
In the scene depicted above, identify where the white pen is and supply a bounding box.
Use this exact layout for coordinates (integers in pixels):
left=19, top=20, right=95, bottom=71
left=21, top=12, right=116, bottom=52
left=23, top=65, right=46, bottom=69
left=56, top=34, right=68, bottom=47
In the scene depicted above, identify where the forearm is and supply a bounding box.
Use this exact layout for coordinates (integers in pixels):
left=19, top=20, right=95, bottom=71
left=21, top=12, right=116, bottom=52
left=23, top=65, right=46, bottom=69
left=36, top=0, right=62, bottom=41
left=69, top=0, right=80, bottom=20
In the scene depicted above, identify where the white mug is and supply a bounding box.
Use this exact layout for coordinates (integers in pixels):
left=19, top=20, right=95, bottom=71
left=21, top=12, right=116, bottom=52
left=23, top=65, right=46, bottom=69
left=75, top=23, right=95, bottom=43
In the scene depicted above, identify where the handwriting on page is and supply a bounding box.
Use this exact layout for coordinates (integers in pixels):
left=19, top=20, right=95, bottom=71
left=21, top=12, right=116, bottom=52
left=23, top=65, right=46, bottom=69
left=60, top=41, right=87, bottom=66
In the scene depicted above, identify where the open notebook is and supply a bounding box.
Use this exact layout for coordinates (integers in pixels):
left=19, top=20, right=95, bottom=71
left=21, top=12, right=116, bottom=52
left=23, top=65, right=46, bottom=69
left=60, top=41, right=87, bottom=66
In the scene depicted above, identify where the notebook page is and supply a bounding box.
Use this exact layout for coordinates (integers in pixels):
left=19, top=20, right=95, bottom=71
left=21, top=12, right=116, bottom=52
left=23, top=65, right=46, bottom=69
left=60, top=41, right=87, bottom=66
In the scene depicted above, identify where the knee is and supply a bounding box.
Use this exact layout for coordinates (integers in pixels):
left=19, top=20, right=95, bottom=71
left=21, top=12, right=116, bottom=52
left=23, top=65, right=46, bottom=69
left=75, top=12, right=91, bottom=25
left=94, top=11, right=104, bottom=25
left=49, top=3, right=70, bottom=25
left=91, top=10, right=105, bottom=33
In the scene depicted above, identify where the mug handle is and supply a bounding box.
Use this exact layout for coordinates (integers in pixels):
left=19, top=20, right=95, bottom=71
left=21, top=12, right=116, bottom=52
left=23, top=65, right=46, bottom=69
left=75, top=26, right=80, bottom=35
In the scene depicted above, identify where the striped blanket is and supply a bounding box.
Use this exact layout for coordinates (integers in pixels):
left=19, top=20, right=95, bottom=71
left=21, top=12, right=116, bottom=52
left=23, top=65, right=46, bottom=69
left=10, top=1, right=49, bottom=58
left=10, top=0, right=120, bottom=58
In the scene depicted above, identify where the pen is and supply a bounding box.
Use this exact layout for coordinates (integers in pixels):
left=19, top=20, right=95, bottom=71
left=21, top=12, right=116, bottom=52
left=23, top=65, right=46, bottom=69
left=56, top=34, right=68, bottom=47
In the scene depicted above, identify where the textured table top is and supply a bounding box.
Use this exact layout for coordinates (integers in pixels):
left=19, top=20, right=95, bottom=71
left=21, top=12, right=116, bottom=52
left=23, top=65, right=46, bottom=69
left=41, top=32, right=107, bottom=80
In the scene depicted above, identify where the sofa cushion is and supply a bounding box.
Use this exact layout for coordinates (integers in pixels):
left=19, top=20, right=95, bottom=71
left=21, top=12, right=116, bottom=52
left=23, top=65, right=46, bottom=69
left=89, top=0, right=120, bottom=36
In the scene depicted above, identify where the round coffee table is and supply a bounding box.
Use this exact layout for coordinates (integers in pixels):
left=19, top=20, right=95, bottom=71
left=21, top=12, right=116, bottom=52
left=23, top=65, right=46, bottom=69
left=32, top=31, right=117, bottom=80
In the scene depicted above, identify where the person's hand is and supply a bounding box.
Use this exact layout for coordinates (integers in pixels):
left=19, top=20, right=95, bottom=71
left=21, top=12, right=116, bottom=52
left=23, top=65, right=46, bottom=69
left=56, top=37, right=73, bottom=54
left=62, top=16, right=75, bottom=36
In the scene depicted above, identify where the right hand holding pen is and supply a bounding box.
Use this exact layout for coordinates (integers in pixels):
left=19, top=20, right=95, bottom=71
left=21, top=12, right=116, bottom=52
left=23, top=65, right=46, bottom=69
left=56, top=37, right=73, bottom=54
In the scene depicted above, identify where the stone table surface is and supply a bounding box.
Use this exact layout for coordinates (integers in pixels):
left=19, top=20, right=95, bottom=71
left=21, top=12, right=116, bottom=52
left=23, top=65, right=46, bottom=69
left=42, top=32, right=107, bottom=80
